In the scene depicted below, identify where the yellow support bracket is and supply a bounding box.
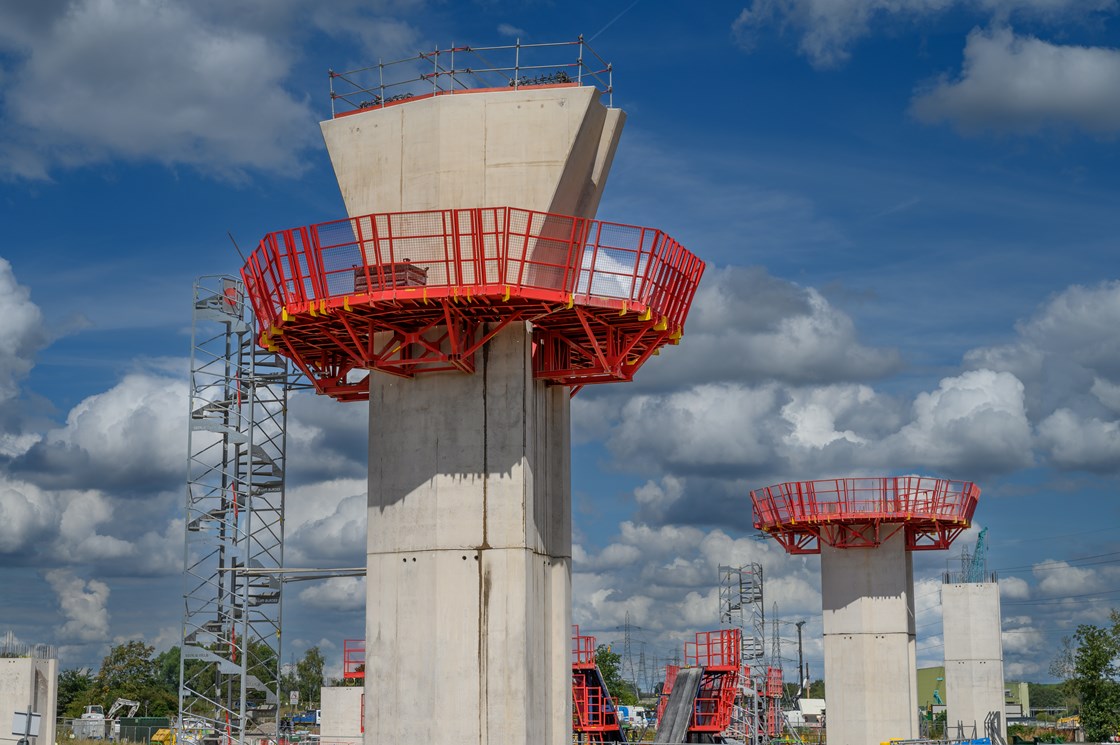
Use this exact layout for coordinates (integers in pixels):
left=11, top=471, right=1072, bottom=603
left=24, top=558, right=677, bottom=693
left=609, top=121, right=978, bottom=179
left=639, top=307, right=652, bottom=322
left=566, top=295, right=574, bottom=310
left=319, top=299, right=328, bottom=315
left=619, top=301, right=628, bottom=316
left=343, top=297, right=352, bottom=312
left=281, top=307, right=290, bottom=322
left=503, top=286, right=511, bottom=302
left=654, top=316, right=668, bottom=331
left=669, top=327, right=682, bottom=340
left=309, top=304, right=317, bottom=317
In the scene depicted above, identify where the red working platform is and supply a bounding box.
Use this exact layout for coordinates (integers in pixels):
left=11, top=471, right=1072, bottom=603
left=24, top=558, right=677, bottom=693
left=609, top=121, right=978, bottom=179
left=241, top=206, right=704, bottom=401
left=750, top=476, right=980, bottom=555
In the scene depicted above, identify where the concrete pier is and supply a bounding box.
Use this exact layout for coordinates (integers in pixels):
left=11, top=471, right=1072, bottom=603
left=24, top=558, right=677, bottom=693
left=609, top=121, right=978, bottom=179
left=944, top=582, right=1006, bottom=744
left=320, top=85, right=624, bottom=745
left=820, top=533, right=918, bottom=745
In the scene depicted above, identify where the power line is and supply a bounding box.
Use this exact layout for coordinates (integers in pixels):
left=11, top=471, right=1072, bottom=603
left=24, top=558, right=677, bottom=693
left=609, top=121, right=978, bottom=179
left=1002, top=588, right=1120, bottom=606
left=589, top=0, right=642, bottom=42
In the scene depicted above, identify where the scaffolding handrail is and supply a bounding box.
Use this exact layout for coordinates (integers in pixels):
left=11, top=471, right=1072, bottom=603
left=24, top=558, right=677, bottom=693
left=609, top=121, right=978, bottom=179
left=328, top=36, right=613, bottom=117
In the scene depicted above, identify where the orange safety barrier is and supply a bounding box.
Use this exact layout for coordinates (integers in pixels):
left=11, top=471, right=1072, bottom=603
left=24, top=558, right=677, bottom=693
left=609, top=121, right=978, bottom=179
left=750, top=476, right=980, bottom=554
left=241, top=206, right=704, bottom=401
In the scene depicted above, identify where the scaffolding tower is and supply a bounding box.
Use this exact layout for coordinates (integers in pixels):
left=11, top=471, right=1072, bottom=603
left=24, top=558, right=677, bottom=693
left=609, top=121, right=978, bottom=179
left=719, top=564, right=766, bottom=745
left=180, top=276, right=299, bottom=745
left=718, top=563, right=765, bottom=662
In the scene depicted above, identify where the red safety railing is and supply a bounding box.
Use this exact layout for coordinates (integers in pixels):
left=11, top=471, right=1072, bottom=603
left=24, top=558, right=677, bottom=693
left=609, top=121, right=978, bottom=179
left=750, top=476, right=980, bottom=554
left=685, top=629, right=741, bottom=670
left=343, top=639, right=364, bottom=679
left=241, top=206, right=704, bottom=400
left=572, top=625, right=597, bottom=667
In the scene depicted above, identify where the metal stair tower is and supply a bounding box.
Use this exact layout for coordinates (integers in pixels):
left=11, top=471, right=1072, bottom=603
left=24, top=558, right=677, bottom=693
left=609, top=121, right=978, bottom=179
left=179, top=276, right=300, bottom=745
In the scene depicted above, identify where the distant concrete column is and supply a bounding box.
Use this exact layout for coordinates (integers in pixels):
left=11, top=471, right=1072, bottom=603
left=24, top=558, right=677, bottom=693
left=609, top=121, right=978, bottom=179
left=364, top=322, right=571, bottom=745
left=820, top=532, right=918, bottom=745
left=944, top=582, right=1006, bottom=744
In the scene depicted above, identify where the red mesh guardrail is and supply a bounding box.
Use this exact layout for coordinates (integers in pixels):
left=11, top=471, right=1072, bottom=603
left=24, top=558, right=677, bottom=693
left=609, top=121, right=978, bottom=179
left=242, top=206, right=704, bottom=400
left=750, top=476, right=980, bottom=554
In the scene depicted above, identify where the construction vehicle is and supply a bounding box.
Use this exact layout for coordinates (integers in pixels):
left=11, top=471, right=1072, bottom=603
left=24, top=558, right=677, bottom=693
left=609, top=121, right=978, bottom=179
left=106, top=699, right=141, bottom=740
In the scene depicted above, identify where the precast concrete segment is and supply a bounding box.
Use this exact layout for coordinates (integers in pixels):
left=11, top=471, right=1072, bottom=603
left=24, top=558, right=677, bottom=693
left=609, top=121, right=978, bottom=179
left=944, top=582, right=1006, bottom=744
left=365, top=321, right=571, bottom=745
left=321, top=86, right=625, bottom=219
left=655, top=667, right=704, bottom=744
left=820, top=533, right=918, bottom=745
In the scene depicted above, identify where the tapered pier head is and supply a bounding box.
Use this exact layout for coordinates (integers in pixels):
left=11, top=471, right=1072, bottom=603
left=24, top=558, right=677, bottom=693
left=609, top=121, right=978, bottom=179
left=240, top=40, right=705, bottom=745
left=750, top=477, right=981, bottom=745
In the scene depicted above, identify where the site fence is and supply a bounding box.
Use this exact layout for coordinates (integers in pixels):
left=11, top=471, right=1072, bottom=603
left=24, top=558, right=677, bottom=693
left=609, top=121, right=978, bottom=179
left=329, top=37, right=613, bottom=116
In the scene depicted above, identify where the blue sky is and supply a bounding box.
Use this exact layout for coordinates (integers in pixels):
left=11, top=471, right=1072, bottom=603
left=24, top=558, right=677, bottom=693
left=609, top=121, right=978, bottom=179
left=1, top=0, right=1119, bottom=686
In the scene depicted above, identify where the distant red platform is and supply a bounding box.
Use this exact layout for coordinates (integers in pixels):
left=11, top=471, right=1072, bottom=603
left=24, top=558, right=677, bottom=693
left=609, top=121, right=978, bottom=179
left=750, top=477, right=980, bottom=554
left=242, top=206, right=704, bottom=401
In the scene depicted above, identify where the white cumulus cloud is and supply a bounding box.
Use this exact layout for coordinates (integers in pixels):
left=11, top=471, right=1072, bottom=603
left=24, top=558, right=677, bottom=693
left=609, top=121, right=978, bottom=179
left=0, top=0, right=318, bottom=180
left=45, top=569, right=111, bottom=643
left=0, top=257, right=49, bottom=402
left=731, top=0, right=1114, bottom=68
left=912, top=27, right=1120, bottom=135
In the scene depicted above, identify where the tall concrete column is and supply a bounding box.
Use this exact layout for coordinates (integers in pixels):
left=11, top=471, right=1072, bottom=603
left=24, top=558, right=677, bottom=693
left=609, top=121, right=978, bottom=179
left=319, top=83, right=625, bottom=745
left=365, top=321, right=571, bottom=745
left=820, top=532, right=918, bottom=745
left=944, top=582, right=1006, bottom=744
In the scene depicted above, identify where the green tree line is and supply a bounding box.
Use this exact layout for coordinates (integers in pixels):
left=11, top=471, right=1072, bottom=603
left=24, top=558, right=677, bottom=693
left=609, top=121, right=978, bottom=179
left=57, top=642, right=327, bottom=720
left=1051, top=609, right=1120, bottom=742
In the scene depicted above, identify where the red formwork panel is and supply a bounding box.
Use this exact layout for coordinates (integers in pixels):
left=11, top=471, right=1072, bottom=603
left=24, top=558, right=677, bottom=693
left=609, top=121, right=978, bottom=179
left=750, top=476, right=980, bottom=554
left=656, top=630, right=742, bottom=736
left=241, top=206, right=704, bottom=401
left=571, top=626, right=624, bottom=743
